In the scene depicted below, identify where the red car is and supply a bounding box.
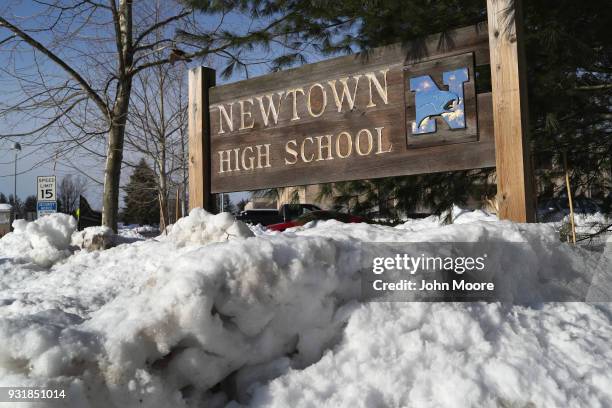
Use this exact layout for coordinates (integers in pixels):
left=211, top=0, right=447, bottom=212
left=267, top=210, right=366, bottom=231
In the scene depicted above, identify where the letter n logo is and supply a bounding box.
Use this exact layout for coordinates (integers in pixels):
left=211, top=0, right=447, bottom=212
left=404, top=53, right=478, bottom=147
left=410, top=67, right=469, bottom=134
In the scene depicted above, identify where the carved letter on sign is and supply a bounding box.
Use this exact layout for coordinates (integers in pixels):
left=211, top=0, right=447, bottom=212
left=410, top=67, right=469, bottom=134
left=405, top=53, right=478, bottom=148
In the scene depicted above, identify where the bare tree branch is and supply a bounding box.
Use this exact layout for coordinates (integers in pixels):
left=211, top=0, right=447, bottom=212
left=0, top=16, right=109, bottom=117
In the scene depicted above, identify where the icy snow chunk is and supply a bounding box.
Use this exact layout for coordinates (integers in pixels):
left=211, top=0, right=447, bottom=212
left=249, top=223, right=271, bottom=236
left=567, top=212, right=610, bottom=235
left=0, top=309, right=99, bottom=379
left=71, top=226, right=114, bottom=251
left=449, top=205, right=498, bottom=223
left=233, top=358, right=292, bottom=403
left=0, top=213, right=77, bottom=267
left=118, top=224, right=159, bottom=241
left=395, top=215, right=442, bottom=231
left=165, top=208, right=254, bottom=246
left=396, top=206, right=498, bottom=231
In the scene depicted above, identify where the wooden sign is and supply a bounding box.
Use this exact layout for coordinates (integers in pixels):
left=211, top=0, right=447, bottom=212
left=189, top=3, right=535, bottom=222
left=197, top=25, right=494, bottom=194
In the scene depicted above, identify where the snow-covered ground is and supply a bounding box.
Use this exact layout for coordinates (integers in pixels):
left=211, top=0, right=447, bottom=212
left=0, top=209, right=610, bottom=407
left=117, top=224, right=160, bottom=242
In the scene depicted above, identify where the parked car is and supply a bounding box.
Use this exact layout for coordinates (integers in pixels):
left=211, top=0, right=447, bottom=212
left=236, top=204, right=321, bottom=226
left=537, top=195, right=601, bottom=222
left=267, top=210, right=366, bottom=231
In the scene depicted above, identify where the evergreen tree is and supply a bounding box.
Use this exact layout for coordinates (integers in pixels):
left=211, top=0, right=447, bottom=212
left=0, top=193, right=6, bottom=204
left=523, top=0, right=611, bottom=199
left=322, top=0, right=610, bottom=215
left=123, top=159, right=160, bottom=225
left=236, top=198, right=249, bottom=213
left=23, top=195, right=37, bottom=214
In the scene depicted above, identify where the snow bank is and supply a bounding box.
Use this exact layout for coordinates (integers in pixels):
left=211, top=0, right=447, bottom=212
left=396, top=205, right=498, bottom=231
left=248, top=302, right=612, bottom=408
left=118, top=224, right=158, bottom=241
left=164, top=208, right=254, bottom=246
left=569, top=212, right=610, bottom=235
left=0, top=208, right=610, bottom=408
left=0, top=214, right=77, bottom=267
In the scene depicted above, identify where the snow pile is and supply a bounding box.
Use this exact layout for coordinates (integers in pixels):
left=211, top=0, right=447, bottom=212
left=71, top=226, right=114, bottom=251
left=248, top=223, right=270, bottom=236
left=568, top=212, right=610, bottom=235
left=0, top=213, right=77, bottom=267
left=118, top=224, right=159, bottom=241
left=396, top=205, right=498, bottom=231
left=0, top=211, right=356, bottom=407
left=248, top=302, right=612, bottom=408
left=165, top=208, right=254, bottom=246
left=0, top=208, right=610, bottom=407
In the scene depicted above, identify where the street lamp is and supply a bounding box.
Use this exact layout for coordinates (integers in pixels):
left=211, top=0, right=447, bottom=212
left=11, top=142, right=21, bottom=207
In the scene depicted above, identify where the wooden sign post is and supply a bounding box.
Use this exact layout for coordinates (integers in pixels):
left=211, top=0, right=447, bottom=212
left=486, top=0, right=535, bottom=222
left=188, top=66, right=216, bottom=212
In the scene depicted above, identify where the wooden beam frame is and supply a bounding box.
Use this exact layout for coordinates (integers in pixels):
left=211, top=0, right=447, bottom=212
left=188, top=13, right=536, bottom=222
left=487, top=0, right=535, bottom=222
left=188, top=66, right=216, bottom=212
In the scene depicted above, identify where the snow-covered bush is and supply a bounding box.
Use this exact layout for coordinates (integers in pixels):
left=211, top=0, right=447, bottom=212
left=165, top=208, right=254, bottom=246
left=0, top=213, right=77, bottom=267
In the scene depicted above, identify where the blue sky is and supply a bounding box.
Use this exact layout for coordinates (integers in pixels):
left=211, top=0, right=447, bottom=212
left=0, top=2, right=328, bottom=209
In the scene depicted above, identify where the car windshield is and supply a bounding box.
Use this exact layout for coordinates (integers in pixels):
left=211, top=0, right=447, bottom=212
left=575, top=198, right=598, bottom=214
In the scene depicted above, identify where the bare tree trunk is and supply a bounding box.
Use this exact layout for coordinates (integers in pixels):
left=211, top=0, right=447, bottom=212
left=158, top=191, right=168, bottom=233
left=102, top=82, right=132, bottom=231
left=157, top=158, right=169, bottom=230
left=102, top=127, right=123, bottom=231
left=180, top=131, right=188, bottom=217
left=158, top=63, right=170, bottom=229
left=102, top=0, right=134, bottom=232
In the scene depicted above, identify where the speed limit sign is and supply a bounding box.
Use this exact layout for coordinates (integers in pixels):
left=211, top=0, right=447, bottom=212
left=37, top=176, right=57, bottom=201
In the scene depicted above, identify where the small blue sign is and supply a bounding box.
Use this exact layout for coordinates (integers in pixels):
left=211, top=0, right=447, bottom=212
left=37, top=201, right=57, bottom=216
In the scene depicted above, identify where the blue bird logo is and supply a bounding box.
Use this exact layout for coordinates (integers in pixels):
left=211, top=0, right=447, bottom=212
left=415, top=90, right=458, bottom=129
